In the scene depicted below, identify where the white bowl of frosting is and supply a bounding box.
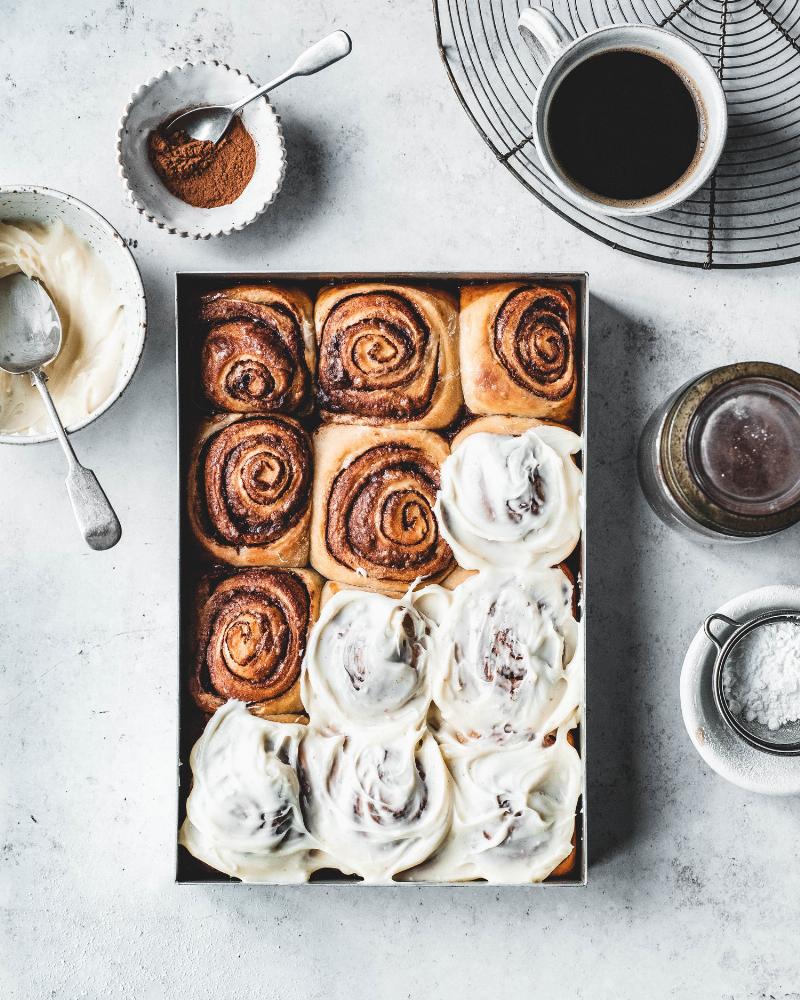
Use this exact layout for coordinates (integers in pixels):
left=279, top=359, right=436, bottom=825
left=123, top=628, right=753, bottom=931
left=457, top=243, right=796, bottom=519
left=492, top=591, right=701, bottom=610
left=0, top=186, right=146, bottom=443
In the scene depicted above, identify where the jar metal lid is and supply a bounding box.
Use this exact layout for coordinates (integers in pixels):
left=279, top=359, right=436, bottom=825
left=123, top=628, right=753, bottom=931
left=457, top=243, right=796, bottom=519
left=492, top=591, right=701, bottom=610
left=660, top=361, right=800, bottom=537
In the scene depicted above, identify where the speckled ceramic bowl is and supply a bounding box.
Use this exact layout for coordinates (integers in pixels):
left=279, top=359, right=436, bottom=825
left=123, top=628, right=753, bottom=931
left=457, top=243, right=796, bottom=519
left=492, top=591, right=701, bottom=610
left=117, top=62, right=286, bottom=239
left=0, top=185, right=147, bottom=445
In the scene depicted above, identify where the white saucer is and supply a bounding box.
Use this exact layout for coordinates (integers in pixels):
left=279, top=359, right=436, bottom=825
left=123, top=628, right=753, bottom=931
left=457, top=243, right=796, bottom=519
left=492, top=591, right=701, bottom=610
left=680, top=584, right=800, bottom=796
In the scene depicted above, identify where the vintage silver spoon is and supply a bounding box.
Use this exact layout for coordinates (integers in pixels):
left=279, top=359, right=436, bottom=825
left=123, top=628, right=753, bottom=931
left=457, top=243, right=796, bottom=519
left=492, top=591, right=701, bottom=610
left=161, top=29, right=352, bottom=145
left=0, top=272, right=121, bottom=550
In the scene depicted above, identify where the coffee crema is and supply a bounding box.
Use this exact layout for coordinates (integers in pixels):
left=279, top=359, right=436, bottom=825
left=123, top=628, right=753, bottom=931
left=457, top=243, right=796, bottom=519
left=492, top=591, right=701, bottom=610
left=546, top=49, right=701, bottom=203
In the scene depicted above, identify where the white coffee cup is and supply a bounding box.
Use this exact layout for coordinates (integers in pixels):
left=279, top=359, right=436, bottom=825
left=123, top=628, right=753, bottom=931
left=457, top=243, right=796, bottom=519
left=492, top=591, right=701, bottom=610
left=518, top=7, right=728, bottom=217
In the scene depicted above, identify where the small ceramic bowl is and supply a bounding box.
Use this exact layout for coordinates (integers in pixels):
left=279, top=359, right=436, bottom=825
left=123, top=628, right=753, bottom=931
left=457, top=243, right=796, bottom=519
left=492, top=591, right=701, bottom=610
left=0, top=185, right=147, bottom=445
left=117, top=62, right=286, bottom=239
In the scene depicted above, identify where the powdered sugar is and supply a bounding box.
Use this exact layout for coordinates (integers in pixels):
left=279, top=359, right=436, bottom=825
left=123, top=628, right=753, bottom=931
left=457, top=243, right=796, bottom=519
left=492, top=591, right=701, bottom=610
left=722, top=620, right=800, bottom=731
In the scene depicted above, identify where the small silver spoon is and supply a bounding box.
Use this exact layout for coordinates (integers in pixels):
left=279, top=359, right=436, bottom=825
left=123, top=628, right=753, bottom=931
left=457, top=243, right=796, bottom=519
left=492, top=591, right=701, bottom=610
left=0, top=273, right=121, bottom=551
left=161, top=29, right=352, bottom=145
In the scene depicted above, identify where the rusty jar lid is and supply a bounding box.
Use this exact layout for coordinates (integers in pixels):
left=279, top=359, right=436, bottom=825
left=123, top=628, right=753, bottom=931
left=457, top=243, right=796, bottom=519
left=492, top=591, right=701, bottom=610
left=661, top=362, right=800, bottom=537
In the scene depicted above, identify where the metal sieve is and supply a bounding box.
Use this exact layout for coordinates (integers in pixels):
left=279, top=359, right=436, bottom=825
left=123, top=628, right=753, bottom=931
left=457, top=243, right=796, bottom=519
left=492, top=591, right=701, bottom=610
left=704, top=610, right=800, bottom=755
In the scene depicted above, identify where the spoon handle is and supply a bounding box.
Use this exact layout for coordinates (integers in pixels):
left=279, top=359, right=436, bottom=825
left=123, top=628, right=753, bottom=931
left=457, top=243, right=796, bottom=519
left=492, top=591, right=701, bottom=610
left=229, top=30, right=352, bottom=113
left=30, top=369, right=122, bottom=551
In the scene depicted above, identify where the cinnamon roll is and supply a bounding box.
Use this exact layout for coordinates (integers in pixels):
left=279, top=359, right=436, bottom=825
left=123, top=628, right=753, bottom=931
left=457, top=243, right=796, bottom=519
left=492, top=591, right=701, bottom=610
left=192, top=567, right=322, bottom=718
left=435, top=415, right=582, bottom=570
left=314, top=283, right=462, bottom=428
left=460, top=283, right=578, bottom=422
left=179, top=700, right=329, bottom=882
left=199, top=285, right=315, bottom=414
left=299, top=728, right=452, bottom=882
left=310, top=424, right=454, bottom=592
left=301, top=584, right=434, bottom=732
left=425, top=567, right=581, bottom=744
left=402, top=728, right=581, bottom=883
left=188, top=413, right=313, bottom=566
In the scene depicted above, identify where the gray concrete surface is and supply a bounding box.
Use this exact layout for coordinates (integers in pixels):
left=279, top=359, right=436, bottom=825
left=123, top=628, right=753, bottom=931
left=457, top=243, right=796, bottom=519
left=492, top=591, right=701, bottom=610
left=1, top=1, right=799, bottom=997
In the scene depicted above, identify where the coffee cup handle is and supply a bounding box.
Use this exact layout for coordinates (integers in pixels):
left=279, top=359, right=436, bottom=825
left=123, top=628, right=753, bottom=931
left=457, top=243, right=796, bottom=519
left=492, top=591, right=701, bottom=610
left=518, top=7, right=574, bottom=68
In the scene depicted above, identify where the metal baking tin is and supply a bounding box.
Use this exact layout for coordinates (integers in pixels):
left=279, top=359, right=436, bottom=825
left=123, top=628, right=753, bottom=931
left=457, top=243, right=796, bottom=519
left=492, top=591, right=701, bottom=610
left=174, top=271, right=589, bottom=886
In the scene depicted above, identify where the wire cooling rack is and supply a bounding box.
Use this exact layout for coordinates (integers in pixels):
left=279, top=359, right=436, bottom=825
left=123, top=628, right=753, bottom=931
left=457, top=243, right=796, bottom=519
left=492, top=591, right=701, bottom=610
left=433, top=0, right=800, bottom=268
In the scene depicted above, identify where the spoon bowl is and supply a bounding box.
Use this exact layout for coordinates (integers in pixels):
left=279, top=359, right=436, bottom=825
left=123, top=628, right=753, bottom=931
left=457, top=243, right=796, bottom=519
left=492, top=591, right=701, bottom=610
left=161, top=105, right=233, bottom=146
left=0, top=273, right=62, bottom=373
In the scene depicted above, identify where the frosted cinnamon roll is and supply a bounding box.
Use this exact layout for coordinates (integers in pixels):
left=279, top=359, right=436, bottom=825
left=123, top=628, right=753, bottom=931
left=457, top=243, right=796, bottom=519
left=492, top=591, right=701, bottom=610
left=179, top=701, right=328, bottom=882
left=192, top=568, right=322, bottom=718
left=403, top=728, right=581, bottom=883
left=315, top=283, right=461, bottom=428
left=199, top=285, right=315, bottom=414
left=301, top=585, right=433, bottom=732
left=188, top=413, right=313, bottom=566
left=299, top=728, right=452, bottom=882
left=310, top=425, right=454, bottom=592
left=435, top=416, right=582, bottom=570
left=460, top=283, right=578, bottom=422
left=425, top=568, right=581, bottom=743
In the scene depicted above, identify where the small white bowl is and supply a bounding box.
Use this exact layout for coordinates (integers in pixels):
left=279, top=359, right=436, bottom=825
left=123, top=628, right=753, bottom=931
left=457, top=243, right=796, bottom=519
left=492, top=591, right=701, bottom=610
left=117, top=62, right=286, bottom=239
left=0, top=185, right=147, bottom=445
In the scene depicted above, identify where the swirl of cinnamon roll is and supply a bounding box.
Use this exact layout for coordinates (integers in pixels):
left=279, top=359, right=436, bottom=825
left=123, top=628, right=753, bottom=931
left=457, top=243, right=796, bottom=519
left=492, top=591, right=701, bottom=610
left=494, top=286, right=575, bottom=402
left=301, top=587, right=433, bottom=731
left=188, top=413, right=313, bottom=566
left=426, top=569, right=581, bottom=743
left=199, top=285, right=315, bottom=414
left=435, top=417, right=582, bottom=570
left=314, top=283, right=461, bottom=427
left=460, top=283, right=577, bottom=421
left=192, top=568, right=322, bottom=718
left=402, top=728, right=581, bottom=884
left=311, top=425, right=453, bottom=591
left=299, top=728, right=452, bottom=882
left=179, top=701, right=327, bottom=882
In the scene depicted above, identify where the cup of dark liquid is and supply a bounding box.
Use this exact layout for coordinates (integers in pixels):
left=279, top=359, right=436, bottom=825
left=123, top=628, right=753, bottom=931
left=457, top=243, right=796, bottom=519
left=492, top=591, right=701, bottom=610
left=518, top=7, right=727, bottom=216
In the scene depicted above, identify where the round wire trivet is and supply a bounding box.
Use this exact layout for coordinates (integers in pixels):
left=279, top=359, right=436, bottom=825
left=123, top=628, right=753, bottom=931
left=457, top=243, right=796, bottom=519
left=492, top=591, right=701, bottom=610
left=434, top=0, right=800, bottom=268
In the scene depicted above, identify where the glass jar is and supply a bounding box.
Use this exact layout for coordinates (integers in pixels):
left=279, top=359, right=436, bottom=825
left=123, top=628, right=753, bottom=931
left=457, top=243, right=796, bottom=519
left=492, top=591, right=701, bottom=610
left=638, top=362, right=800, bottom=540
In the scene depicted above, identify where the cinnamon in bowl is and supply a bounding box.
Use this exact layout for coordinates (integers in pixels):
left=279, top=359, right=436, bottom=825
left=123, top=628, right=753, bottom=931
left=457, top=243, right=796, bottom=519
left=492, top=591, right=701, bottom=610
left=148, top=116, right=256, bottom=208
left=118, top=62, right=286, bottom=238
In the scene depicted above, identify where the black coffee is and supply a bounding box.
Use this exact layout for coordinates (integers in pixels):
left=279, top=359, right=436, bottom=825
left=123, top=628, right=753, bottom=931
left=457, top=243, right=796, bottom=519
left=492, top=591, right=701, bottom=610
left=546, top=50, right=700, bottom=202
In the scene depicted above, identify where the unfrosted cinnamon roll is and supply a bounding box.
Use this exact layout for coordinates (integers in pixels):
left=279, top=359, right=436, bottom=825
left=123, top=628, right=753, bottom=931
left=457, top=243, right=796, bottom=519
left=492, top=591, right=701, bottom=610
left=188, top=413, right=313, bottom=566
left=435, top=415, right=582, bottom=570
left=299, top=727, right=452, bottom=882
left=301, top=584, right=433, bottom=732
left=460, top=283, right=578, bottom=421
left=402, top=728, right=581, bottom=883
left=192, top=567, right=322, bottom=718
left=314, top=283, right=462, bottom=428
left=179, top=700, right=329, bottom=882
left=430, top=568, right=581, bottom=744
left=310, top=424, right=454, bottom=592
left=199, top=285, right=315, bottom=414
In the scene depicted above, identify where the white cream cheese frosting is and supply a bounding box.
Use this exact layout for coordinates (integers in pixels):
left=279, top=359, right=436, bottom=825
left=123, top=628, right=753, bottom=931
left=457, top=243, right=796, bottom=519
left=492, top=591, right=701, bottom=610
left=427, top=569, right=581, bottom=743
left=403, top=728, right=581, bottom=884
left=0, top=220, right=132, bottom=436
left=435, top=424, right=583, bottom=570
left=179, top=700, right=326, bottom=883
left=301, top=587, right=433, bottom=732
left=299, top=727, right=452, bottom=883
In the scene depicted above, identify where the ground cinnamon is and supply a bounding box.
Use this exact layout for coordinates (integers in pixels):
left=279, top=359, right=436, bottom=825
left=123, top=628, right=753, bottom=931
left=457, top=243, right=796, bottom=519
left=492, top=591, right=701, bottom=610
left=148, top=116, right=256, bottom=208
